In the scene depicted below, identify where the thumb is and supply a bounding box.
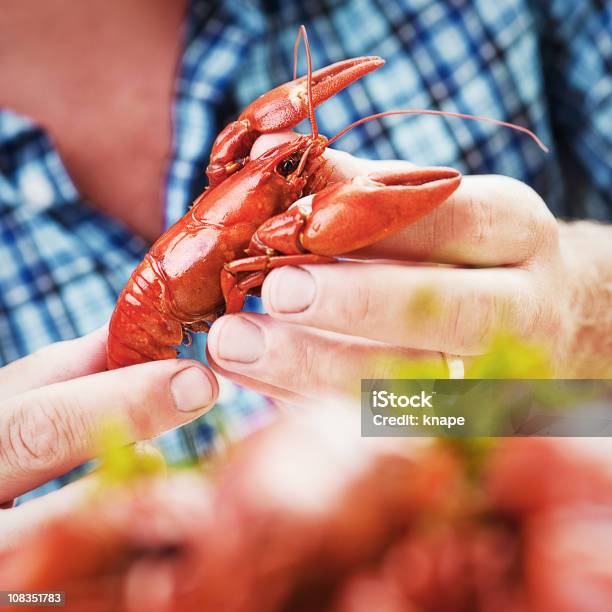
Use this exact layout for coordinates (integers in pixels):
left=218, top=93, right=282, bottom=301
left=0, top=359, right=217, bottom=501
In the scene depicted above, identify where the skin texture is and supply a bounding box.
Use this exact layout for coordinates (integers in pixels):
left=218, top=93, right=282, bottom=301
left=0, top=0, right=611, bottom=553
left=204, top=133, right=611, bottom=407
left=107, top=129, right=462, bottom=368
left=0, top=328, right=218, bottom=551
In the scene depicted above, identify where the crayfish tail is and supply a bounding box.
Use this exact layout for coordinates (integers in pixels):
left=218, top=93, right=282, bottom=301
left=107, top=257, right=184, bottom=369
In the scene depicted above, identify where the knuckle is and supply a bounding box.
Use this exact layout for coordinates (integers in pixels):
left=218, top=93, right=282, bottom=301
left=504, top=178, right=558, bottom=259
left=0, top=397, right=83, bottom=473
left=266, top=329, right=322, bottom=391
left=295, top=337, right=319, bottom=388
left=341, top=278, right=378, bottom=329
left=463, top=193, right=494, bottom=249
left=529, top=208, right=559, bottom=257
left=443, top=291, right=497, bottom=354
left=426, top=205, right=445, bottom=252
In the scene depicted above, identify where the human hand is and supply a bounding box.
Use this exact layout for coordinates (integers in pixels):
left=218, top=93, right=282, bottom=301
left=206, top=131, right=590, bottom=404
left=0, top=327, right=218, bottom=551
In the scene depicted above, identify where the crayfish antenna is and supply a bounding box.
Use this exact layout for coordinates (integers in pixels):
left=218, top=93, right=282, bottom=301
left=293, top=25, right=319, bottom=139
left=327, top=109, right=549, bottom=153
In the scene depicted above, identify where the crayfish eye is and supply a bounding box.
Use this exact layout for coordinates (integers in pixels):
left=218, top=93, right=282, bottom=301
left=276, top=155, right=300, bottom=177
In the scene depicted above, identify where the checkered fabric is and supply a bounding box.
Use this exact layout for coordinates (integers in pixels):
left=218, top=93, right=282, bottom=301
left=2, top=0, right=611, bottom=501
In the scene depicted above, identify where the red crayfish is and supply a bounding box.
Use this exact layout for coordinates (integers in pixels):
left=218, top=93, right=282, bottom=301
left=107, top=27, right=546, bottom=369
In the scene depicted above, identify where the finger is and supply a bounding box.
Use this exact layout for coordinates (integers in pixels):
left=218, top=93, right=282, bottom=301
left=207, top=313, right=445, bottom=401
left=0, top=326, right=109, bottom=402
left=250, top=131, right=298, bottom=158
left=0, top=359, right=218, bottom=501
left=351, top=175, right=557, bottom=266
left=262, top=263, right=542, bottom=355
left=252, top=134, right=556, bottom=267
left=209, top=361, right=312, bottom=407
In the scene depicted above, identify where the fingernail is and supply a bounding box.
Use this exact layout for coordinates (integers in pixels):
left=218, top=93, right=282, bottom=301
left=215, top=316, right=264, bottom=363
left=267, top=267, right=315, bottom=313
left=170, top=367, right=214, bottom=412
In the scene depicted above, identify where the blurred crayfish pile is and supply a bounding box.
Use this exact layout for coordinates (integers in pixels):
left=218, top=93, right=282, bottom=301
left=1, top=405, right=611, bottom=612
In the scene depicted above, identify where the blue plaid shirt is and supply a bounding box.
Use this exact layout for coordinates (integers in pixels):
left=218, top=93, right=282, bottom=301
left=3, top=0, right=611, bottom=500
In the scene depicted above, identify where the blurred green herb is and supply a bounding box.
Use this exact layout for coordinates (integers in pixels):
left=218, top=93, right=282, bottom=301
left=466, top=332, right=553, bottom=379
left=96, top=421, right=166, bottom=488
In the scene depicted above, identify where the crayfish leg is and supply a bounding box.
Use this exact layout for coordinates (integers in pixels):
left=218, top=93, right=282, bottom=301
left=221, top=253, right=334, bottom=314
left=186, top=304, right=228, bottom=333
